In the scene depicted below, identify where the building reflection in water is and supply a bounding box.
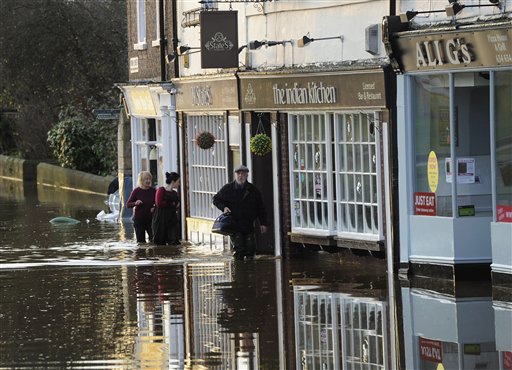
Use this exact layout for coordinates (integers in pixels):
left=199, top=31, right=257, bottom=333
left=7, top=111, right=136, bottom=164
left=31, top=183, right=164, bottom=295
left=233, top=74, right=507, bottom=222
left=294, top=287, right=388, bottom=369
left=130, top=261, right=277, bottom=369
left=399, top=278, right=510, bottom=370
left=132, top=264, right=186, bottom=369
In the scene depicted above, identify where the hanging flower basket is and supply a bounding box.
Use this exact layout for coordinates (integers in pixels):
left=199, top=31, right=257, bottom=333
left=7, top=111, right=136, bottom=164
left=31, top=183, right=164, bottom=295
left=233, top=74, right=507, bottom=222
left=195, top=131, right=215, bottom=149
left=250, top=133, right=272, bottom=156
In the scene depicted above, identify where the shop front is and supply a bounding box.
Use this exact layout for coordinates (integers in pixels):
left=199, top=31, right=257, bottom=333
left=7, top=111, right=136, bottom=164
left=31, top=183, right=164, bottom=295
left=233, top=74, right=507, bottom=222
left=118, top=83, right=178, bottom=218
left=172, top=74, right=239, bottom=246
left=384, top=19, right=512, bottom=280
left=238, top=67, right=391, bottom=255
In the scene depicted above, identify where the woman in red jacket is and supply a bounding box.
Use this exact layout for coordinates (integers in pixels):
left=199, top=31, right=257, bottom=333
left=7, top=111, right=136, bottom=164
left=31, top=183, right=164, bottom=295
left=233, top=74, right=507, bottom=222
left=152, top=172, right=180, bottom=245
left=126, top=171, right=156, bottom=243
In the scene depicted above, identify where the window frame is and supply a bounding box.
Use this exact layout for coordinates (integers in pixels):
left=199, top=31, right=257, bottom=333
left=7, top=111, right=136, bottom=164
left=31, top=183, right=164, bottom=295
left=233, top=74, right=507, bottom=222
left=288, top=111, right=383, bottom=241
left=134, top=0, right=147, bottom=50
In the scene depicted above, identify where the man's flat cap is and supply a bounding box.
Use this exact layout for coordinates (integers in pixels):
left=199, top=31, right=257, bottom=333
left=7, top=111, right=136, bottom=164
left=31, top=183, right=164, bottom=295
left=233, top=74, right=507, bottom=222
left=234, top=165, right=249, bottom=173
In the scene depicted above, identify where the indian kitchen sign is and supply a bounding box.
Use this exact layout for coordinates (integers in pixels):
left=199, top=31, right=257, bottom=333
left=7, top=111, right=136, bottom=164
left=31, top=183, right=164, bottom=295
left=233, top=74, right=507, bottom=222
left=239, top=70, right=386, bottom=110
left=390, top=25, right=512, bottom=72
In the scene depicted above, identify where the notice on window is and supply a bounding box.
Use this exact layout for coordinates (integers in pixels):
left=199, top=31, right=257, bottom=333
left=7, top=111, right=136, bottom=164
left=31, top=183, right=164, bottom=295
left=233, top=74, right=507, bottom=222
left=497, top=205, right=512, bottom=223
left=428, top=151, right=439, bottom=193
left=445, top=157, right=475, bottom=184
left=419, top=337, right=443, bottom=363
left=414, top=192, right=436, bottom=216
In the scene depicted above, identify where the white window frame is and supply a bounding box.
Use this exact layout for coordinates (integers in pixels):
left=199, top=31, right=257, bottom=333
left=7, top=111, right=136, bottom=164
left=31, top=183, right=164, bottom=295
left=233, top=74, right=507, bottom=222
left=187, top=114, right=229, bottom=219
left=334, top=112, right=383, bottom=241
left=288, top=111, right=383, bottom=241
left=131, top=117, right=162, bottom=185
left=288, top=113, right=334, bottom=236
left=134, top=0, right=147, bottom=50
left=152, top=0, right=161, bottom=47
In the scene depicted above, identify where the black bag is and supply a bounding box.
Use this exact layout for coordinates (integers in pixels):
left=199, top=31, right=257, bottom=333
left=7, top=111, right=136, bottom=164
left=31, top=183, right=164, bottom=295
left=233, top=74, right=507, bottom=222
left=212, top=212, right=237, bottom=235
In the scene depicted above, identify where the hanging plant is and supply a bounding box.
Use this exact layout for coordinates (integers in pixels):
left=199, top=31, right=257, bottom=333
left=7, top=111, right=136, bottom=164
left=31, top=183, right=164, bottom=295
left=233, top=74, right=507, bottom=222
left=250, top=133, right=272, bottom=156
left=250, top=115, right=272, bottom=156
left=195, top=131, right=215, bottom=149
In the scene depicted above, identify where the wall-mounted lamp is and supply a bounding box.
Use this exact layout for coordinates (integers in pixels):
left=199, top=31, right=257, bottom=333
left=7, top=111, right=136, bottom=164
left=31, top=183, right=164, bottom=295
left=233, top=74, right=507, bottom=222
left=297, top=34, right=344, bottom=48
left=399, top=9, right=445, bottom=22
left=177, top=45, right=200, bottom=55
left=445, top=1, right=500, bottom=16
left=248, top=40, right=292, bottom=50
left=165, top=53, right=176, bottom=64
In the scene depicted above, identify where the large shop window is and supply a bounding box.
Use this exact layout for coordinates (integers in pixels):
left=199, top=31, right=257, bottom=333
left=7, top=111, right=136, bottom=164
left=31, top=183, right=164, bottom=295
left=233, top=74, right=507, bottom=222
left=289, top=112, right=381, bottom=240
left=495, top=71, right=512, bottom=223
left=412, top=73, right=496, bottom=218
left=187, top=114, right=228, bottom=219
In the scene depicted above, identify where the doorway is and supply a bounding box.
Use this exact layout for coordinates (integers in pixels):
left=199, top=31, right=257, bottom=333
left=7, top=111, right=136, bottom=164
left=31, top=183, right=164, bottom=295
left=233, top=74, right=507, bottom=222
left=249, top=112, right=275, bottom=255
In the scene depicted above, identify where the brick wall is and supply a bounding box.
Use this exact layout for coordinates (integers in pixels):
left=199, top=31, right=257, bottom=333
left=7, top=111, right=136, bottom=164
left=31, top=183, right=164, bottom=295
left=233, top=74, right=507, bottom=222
left=127, top=0, right=176, bottom=81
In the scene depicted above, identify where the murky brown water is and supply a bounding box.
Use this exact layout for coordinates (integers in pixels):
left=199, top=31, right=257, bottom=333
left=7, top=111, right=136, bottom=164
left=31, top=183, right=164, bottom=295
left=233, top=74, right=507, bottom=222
left=0, top=178, right=510, bottom=369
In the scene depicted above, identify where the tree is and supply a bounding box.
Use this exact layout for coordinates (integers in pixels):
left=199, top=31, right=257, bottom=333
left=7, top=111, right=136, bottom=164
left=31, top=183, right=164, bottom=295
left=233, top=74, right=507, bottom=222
left=0, top=0, right=127, bottom=159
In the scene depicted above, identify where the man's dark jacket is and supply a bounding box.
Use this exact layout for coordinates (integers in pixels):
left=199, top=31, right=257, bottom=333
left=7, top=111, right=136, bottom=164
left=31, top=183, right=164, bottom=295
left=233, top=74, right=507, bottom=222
left=212, top=181, right=267, bottom=233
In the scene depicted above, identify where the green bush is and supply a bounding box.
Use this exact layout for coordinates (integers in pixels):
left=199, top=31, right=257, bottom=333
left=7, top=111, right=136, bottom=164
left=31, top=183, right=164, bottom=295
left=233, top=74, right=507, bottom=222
left=47, top=115, right=117, bottom=176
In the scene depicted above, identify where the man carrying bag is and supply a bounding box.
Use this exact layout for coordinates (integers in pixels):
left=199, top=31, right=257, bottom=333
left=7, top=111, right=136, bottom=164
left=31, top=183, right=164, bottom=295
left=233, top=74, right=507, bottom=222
left=212, top=165, right=267, bottom=260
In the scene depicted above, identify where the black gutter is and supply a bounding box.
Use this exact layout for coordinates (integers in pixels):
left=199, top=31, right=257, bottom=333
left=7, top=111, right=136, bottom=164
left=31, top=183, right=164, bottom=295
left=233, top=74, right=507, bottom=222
left=159, top=0, right=166, bottom=81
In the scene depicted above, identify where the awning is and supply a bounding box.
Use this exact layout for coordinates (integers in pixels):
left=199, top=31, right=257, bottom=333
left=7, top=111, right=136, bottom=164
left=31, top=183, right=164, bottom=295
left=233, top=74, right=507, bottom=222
left=118, top=84, right=175, bottom=118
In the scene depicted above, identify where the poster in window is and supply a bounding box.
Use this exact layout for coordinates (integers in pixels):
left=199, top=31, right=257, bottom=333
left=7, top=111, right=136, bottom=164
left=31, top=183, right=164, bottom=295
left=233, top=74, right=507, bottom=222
left=445, top=157, right=475, bottom=184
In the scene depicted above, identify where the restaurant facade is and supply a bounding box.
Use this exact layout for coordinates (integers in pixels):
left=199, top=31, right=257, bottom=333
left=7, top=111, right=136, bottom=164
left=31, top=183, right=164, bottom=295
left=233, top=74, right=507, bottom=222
left=384, top=17, right=512, bottom=281
left=173, top=65, right=395, bottom=257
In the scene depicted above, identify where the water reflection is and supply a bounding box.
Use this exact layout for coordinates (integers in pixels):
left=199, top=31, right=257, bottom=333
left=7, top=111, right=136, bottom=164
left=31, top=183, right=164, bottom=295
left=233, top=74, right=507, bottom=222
left=0, top=178, right=511, bottom=369
left=399, top=278, right=511, bottom=370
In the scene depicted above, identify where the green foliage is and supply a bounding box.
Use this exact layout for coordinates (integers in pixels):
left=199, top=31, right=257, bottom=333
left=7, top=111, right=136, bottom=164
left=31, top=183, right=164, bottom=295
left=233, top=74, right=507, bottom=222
left=0, top=0, right=127, bottom=159
left=195, top=131, right=216, bottom=149
left=250, top=133, right=272, bottom=156
left=0, top=114, right=18, bottom=155
left=47, top=115, right=117, bottom=176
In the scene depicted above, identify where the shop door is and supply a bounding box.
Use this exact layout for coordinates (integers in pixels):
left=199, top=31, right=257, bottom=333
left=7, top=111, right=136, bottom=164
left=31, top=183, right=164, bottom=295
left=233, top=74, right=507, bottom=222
left=250, top=113, right=275, bottom=255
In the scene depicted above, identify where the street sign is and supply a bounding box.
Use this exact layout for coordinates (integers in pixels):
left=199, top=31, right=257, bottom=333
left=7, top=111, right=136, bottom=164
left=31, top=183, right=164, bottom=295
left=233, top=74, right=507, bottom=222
left=93, top=109, right=120, bottom=120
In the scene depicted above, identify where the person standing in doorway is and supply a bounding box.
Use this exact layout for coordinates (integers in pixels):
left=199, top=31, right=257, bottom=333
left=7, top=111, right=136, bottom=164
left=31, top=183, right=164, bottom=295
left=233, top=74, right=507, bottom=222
left=126, top=171, right=156, bottom=243
left=152, top=172, right=180, bottom=245
left=213, top=165, right=267, bottom=260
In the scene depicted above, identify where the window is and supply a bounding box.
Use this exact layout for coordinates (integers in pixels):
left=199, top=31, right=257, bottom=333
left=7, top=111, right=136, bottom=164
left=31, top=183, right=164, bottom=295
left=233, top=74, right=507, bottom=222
left=289, top=112, right=382, bottom=240
left=135, top=0, right=147, bottom=50
left=494, top=71, right=512, bottom=222
left=335, top=113, right=380, bottom=236
left=152, top=0, right=161, bottom=47
left=131, top=118, right=163, bottom=186
left=289, top=114, right=333, bottom=234
left=187, top=115, right=228, bottom=219
left=412, top=73, right=493, bottom=218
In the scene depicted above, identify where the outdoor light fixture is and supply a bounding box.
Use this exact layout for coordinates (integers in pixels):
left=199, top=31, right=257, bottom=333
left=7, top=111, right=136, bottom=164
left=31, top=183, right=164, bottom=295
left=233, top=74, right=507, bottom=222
left=297, top=34, right=344, bottom=48
left=399, top=9, right=445, bottom=22
left=247, top=40, right=291, bottom=50
left=165, top=53, right=176, bottom=64
left=445, top=1, right=500, bottom=16
left=177, top=45, right=200, bottom=55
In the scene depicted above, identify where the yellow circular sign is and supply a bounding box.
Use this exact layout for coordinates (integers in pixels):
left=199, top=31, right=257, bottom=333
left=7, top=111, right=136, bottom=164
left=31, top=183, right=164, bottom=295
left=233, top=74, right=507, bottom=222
left=428, top=151, right=439, bottom=193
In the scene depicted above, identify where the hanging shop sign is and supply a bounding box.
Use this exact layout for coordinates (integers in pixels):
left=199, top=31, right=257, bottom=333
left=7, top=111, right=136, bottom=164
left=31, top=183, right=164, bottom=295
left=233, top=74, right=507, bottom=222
left=200, top=11, right=238, bottom=69
left=239, top=70, right=386, bottom=110
left=173, top=75, right=238, bottom=111
left=386, top=23, right=512, bottom=72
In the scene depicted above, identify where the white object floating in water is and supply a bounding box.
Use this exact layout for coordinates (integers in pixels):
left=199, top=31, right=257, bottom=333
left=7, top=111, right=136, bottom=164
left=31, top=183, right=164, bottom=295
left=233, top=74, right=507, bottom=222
left=49, top=216, right=80, bottom=225
left=96, top=210, right=119, bottom=222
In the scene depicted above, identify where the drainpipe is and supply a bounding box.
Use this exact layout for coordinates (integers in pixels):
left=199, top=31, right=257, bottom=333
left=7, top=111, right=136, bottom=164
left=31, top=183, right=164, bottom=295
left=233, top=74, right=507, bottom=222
left=159, top=0, right=166, bottom=81
left=171, top=0, right=179, bottom=78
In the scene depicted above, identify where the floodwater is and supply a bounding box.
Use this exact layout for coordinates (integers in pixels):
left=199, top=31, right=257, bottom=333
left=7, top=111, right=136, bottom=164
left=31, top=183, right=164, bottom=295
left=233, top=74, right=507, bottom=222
left=0, top=178, right=510, bottom=369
